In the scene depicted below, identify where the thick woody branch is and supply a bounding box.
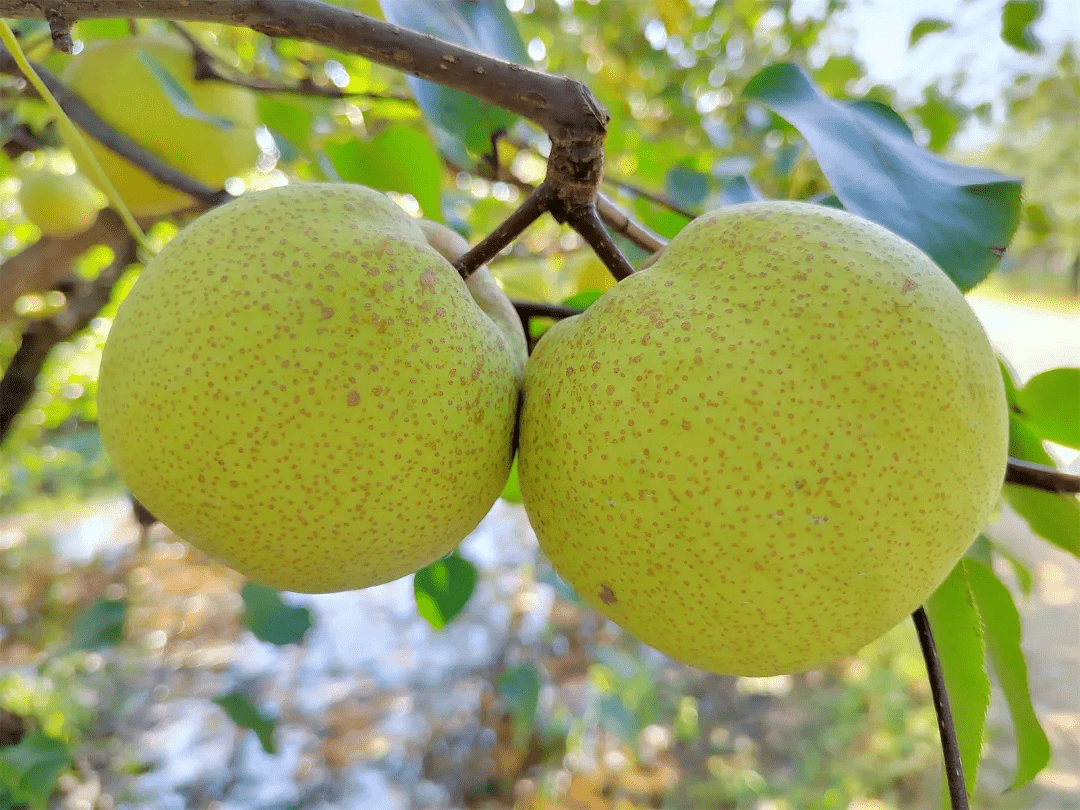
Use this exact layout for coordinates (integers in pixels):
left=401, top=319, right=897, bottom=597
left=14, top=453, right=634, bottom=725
left=0, top=209, right=133, bottom=322
left=0, top=50, right=229, bottom=208
left=0, top=0, right=609, bottom=201
left=0, top=235, right=138, bottom=443
left=1005, top=457, right=1080, bottom=494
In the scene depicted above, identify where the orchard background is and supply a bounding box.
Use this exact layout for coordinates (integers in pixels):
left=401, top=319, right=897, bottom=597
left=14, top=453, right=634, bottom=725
left=1, top=0, right=1079, bottom=808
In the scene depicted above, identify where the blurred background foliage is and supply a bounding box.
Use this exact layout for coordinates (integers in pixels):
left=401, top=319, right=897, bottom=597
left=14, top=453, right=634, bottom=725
left=1, top=0, right=1078, bottom=808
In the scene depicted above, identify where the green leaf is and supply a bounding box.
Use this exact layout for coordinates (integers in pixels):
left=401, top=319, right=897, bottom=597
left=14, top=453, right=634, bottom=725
left=966, top=559, right=1051, bottom=789
left=1005, top=413, right=1080, bottom=557
left=500, top=455, right=522, bottom=503
left=413, top=552, right=477, bottom=629
left=0, top=733, right=70, bottom=810
left=379, top=0, right=524, bottom=158
left=213, top=691, right=277, bottom=754
left=561, top=291, right=603, bottom=310
left=496, top=663, right=541, bottom=745
left=908, top=17, right=953, bottom=48
left=716, top=174, right=765, bottom=206
left=136, top=51, right=238, bottom=130
left=999, top=357, right=1020, bottom=408
left=911, top=88, right=965, bottom=152
left=1015, top=367, right=1080, bottom=450
left=665, top=166, right=710, bottom=211
left=241, top=582, right=313, bottom=646
left=1001, top=0, right=1044, bottom=54
left=68, top=597, right=127, bottom=650
left=323, top=124, right=443, bottom=219
left=743, top=63, right=1022, bottom=291
left=924, top=561, right=989, bottom=797
left=257, top=96, right=317, bottom=161
left=72, top=19, right=132, bottom=40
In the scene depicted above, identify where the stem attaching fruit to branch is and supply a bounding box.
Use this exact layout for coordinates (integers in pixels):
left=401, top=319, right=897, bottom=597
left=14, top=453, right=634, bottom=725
left=913, top=606, right=970, bottom=810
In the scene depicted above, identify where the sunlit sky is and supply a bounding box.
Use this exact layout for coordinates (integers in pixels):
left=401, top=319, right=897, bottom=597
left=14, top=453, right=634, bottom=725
left=818, top=0, right=1079, bottom=145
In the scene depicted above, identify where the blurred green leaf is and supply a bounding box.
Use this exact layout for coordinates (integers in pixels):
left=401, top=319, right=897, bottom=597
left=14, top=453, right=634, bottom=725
left=136, top=51, right=238, bottom=130
left=912, top=88, right=965, bottom=152
left=908, top=17, right=953, bottom=48
left=716, top=174, right=765, bottom=206
left=925, top=561, right=988, bottom=797
left=68, top=597, right=127, bottom=651
left=1001, top=0, right=1044, bottom=54
left=414, top=552, right=477, bottom=629
left=496, top=663, right=541, bottom=745
left=0, top=732, right=70, bottom=810
left=241, top=582, right=313, bottom=646
left=966, top=559, right=1050, bottom=789
left=1022, top=202, right=1052, bottom=239
left=743, top=63, right=1022, bottom=290
left=257, top=96, right=317, bottom=161
left=213, top=691, right=277, bottom=754
left=665, top=166, right=710, bottom=211
left=324, top=124, right=443, bottom=219
left=561, top=291, right=603, bottom=310
left=379, top=0, right=524, bottom=158
left=1005, top=413, right=1080, bottom=557
left=72, top=19, right=132, bottom=40
left=1015, top=367, right=1080, bottom=449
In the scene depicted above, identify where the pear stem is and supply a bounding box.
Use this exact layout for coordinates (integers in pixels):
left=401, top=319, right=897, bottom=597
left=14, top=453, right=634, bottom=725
left=1005, top=457, right=1080, bottom=493
left=913, top=606, right=970, bottom=810
left=454, top=185, right=555, bottom=280
left=565, top=202, right=635, bottom=281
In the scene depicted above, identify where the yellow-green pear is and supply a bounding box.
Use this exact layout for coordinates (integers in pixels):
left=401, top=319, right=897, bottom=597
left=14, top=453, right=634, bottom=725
left=16, top=169, right=102, bottom=236
left=97, top=183, right=525, bottom=592
left=518, top=201, right=1008, bottom=676
left=62, top=36, right=259, bottom=218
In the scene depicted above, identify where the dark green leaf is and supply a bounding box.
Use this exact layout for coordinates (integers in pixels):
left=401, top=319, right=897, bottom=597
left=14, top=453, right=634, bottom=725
left=379, top=0, right=524, bottom=158
left=323, top=124, right=443, bottom=219
left=496, top=663, right=541, bottom=745
left=1015, top=367, right=1080, bottom=449
left=908, top=17, right=953, bottom=48
left=1001, top=0, right=1044, bottom=54
left=0, top=733, right=70, bottom=810
left=241, top=582, right=313, bottom=646
left=716, top=174, right=765, bottom=206
left=924, top=561, right=989, bottom=797
left=68, top=597, right=126, bottom=650
left=414, top=553, right=477, bottom=629
left=213, top=691, right=277, bottom=754
left=743, top=63, right=1022, bottom=290
left=1005, top=414, right=1080, bottom=557
left=966, top=559, right=1050, bottom=788
left=665, top=166, right=710, bottom=211
left=136, top=51, right=238, bottom=130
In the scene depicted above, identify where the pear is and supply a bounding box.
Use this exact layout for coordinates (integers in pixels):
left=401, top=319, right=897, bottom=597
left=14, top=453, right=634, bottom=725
left=17, top=169, right=102, bottom=237
left=518, top=201, right=1008, bottom=676
left=62, top=36, right=259, bottom=218
left=97, top=183, right=525, bottom=592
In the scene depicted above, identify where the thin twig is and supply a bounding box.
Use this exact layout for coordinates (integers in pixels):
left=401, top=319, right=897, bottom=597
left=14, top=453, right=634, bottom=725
left=167, top=19, right=410, bottom=100
left=913, top=606, right=969, bottom=810
left=595, top=192, right=666, bottom=255
left=454, top=185, right=554, bottom=280
left=565, top=202, right=635, bottom=281
left=604, top=175, right=697, bottom=220
left=1005, top=457, right=1080, bottom=493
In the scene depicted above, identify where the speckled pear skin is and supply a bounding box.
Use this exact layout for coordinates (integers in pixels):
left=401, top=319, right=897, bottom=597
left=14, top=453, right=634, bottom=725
left=518, top=201, right=1008, bottom=676
left=98, top=183, right=522, bottom=593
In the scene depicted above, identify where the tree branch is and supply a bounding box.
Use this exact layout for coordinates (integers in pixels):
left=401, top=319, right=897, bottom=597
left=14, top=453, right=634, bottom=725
left=0, top=209, right=134, bottom=323
left=0, top=234, right=138, bottom=443
left=1005, top=457, right=1080, bottom=494
left=913, top=606, right=970, bottom=810
left=1, top=0, right=610, bottom=203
